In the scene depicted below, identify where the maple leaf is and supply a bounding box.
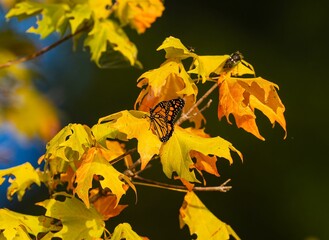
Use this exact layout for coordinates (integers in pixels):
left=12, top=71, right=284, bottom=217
left=135, top=60, right=205, bottom=128
left=0, top=208, right=52, bottom=238
left=90, top=189, right=128, bottom=221
left=96, top=110, right=161, bottom=169
left=179, top=191, right=241, bottom=240
left=6, top=1, right=70, bottom=38
left=84, top=19, right=139, bottom=67
left=111, top=223, right=145, bottom=240
left=115, top=0, right=164, bottom=34
left=0, top=162, right=40, bottom=201
left=74, top=147, right=131, bottom=208
left=218, top=76, right=287, bottom=140
left=135, top=37, right=207, bottom=128
left=188, top=55, right=228, bottom=83
left=157, top=36, right=198, bottom=60
left=37, top=195, right=105, bottom=239
left=160, top=127, right=242, bottom=183
left=40, top=123, right=93, bottom=174
left=67, top=3, right=92, bottom=33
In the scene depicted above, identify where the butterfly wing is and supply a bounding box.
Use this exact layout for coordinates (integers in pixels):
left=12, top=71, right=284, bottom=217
left=149, top=98, right=185, bottom=142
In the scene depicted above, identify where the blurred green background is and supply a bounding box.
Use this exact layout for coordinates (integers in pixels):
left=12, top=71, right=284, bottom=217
left=2, top=0, right=329, bottom=239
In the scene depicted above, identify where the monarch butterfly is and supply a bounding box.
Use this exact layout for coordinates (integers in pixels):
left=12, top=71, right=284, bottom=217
left=148, top=98, right=185, bottom=142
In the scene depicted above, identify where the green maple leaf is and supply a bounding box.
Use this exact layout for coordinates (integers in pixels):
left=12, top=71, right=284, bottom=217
left=0, top=162, right=40, bottom=201
left=37, top=195, right=105, bottom=240
left=0, top=208, right=52, bottom=239
left=111, top=223, right=144, bottom=240
left=160, top=127, right=242, bottom=183
left=84, top=19, right=138, bottom=67
left=179, top=191, right=241, bottom=240
left=6, top=1, right=70, bottom=38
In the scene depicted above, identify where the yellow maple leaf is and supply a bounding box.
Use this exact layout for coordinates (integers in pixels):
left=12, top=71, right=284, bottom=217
left=37, top=194, right=105, bottom=239
left=218, top=76, right=287, bottom=140
left=160, top=126, right=242, bottom=183
left=96, top=110, right=161, bottom=169
left=179, top=191, right=241, bottom=240
left=115, top=0, right=164, bottom=34
left=0, top=208, right=52, bottom=238
left=74, top=147, right=130, bottom=208
left=0, top=162, right=41, bottom=201
left=156, top=36, right=198, bottom=60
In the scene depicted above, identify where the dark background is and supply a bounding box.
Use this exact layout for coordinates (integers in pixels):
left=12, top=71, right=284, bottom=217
left=1, top=0, right=329, bottom=239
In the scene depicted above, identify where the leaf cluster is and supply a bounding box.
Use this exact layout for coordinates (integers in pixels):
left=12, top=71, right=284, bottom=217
left=0, top=1, right=287, bottom=237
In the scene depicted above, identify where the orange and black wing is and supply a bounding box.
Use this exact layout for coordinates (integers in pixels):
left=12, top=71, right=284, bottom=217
left=149, top=98, right=185, bottom=142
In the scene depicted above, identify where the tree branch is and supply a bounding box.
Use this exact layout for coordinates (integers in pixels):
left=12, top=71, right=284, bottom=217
left=0, top=25, right=90, bottom=69
left=176, top=82, right=218, bottom=125
left=132, top=175, right=232, bottom=193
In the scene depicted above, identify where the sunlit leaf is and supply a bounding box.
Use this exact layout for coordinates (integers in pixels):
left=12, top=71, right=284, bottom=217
left=97, top=110, right=161, bottom=169
left=84, top=19, right=138, bottom=67
left=0, top=208, right=51, bottom=238
left=157, top=36, right=197, bottom=59
left=179, top=191, right=241, bottom=240
left=115, top=0, right=164, bottom=34
left=37, top=195, right=105, bottom=239
left=160, top=127, right=242, bottom=183
left=0, top=162, right=40, bottom=201
left=111, top=223, right=144, bottom=240
left=218, top=76, right=286, bottom=140
left=90, top=189, right=128, bottom=221
left=74, top=147, right=129, bottom=208
left=6, top=1, right=70, bottom=38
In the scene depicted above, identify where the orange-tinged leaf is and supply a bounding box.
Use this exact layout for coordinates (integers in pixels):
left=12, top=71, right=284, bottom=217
left=136, top=60, right=196, bottom=98
left=111, top=223, right=144, bottom=240
left=97, top=110, right=161, bottom=169
left=74, top=147, right=129, bottom=208
left=135, top=61, right=204, bottom=127
left=218, top=76, right=286, bottom=140
left=115, top=0, right=164, bottom=34
left=90, top=189, right=128, bottom=221
left=160, top=127, right=242, bottom=183
left=0, top=162, right=40, bottom=201
left=179, top=191, right=241, bottom=240
left=37, top=195, right=105, bottom=239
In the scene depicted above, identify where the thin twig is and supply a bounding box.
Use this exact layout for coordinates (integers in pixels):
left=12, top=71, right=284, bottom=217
left=133, top=175, right=232, bottom=193
left=110, top=147, right=137, bottom=165
left=176, top=82, right=218, bottom=125
left=0, top=25, right=90, bottom=69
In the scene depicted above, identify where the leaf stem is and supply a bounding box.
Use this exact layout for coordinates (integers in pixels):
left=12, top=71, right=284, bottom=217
left=0, top=25, right=90, bottom=69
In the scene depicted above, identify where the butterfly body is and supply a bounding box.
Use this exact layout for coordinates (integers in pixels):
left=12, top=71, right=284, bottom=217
left=148, top=98, right=185, bottom=142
